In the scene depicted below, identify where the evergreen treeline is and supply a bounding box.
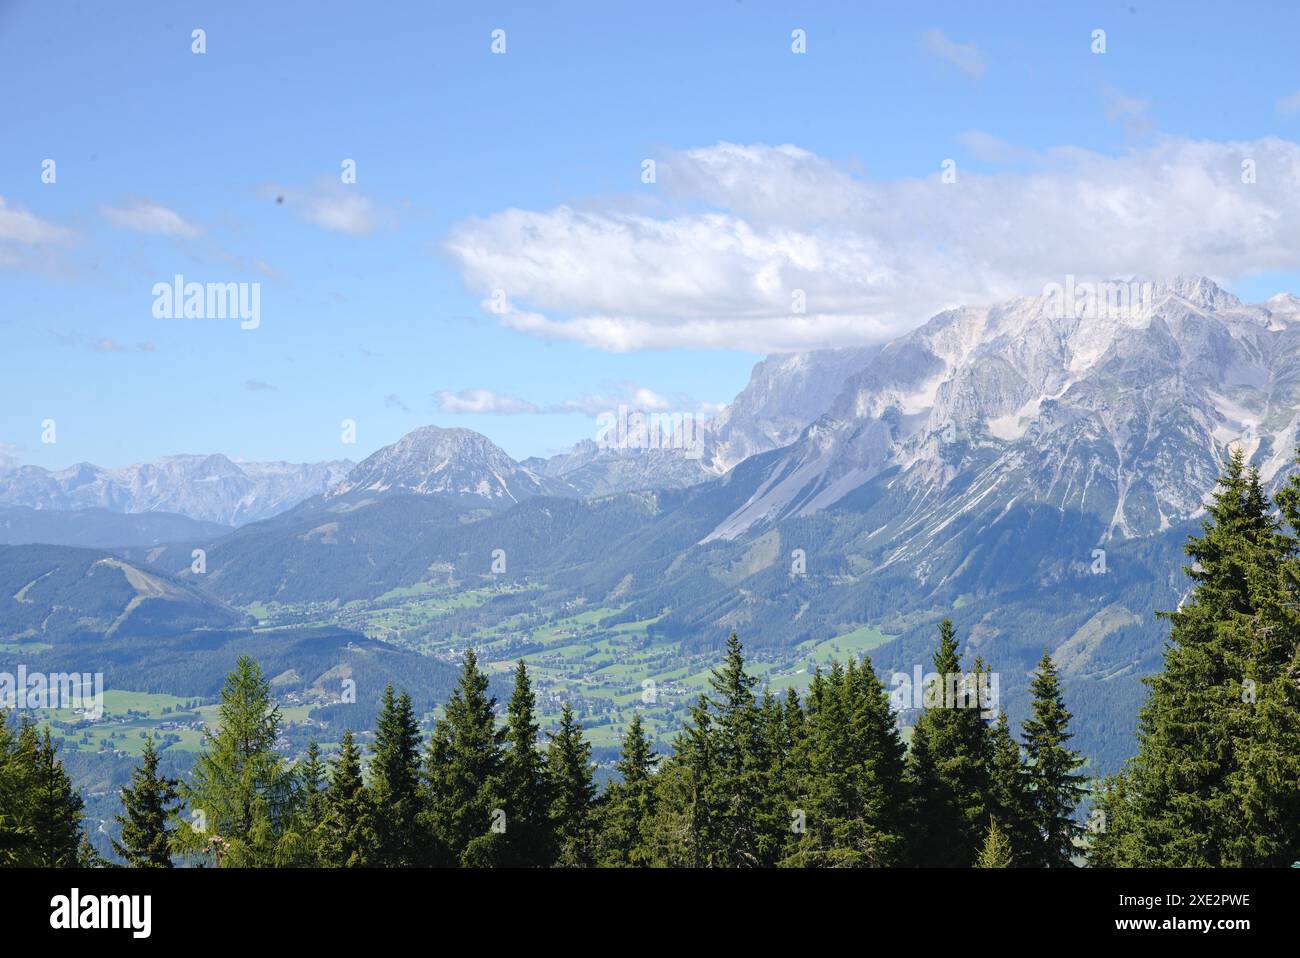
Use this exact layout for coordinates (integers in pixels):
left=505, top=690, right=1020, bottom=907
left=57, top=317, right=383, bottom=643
left=92, top=629, right=1085, bottom=868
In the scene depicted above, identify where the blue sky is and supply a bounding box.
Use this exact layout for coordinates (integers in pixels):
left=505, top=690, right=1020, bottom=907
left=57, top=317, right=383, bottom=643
left=4, top=0, right=1300, bottom=469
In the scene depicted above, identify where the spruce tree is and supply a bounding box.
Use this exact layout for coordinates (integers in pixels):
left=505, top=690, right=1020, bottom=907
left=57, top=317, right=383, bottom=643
left=1021, top=652, right=1086, bottom=866
left=370, top=685, right=424, bottom=866
left=297, top=740, right=327, bottom=828
left=500, top=662, right=552, bottom=866
left=112, top=738, right=178, bottom=867
left=319, top=731, right=373, bottom=867
left=786, top=658, right=908, bottom=867
left=703, top=632, right=773, bottom=867
left=422, top=649, right=504, bottom=865
left=789, top=664, right=852, bottom=866
left=288, top=740, right=327, bottom=866
left=0, top=710, right=33, bottom=866
left=25, top=728, right=85, bottom=867
left=644, top=695, right=714, bottom=866
left=903, top=620, right=994, bottom=866
left=546, top=702, right=597, bottom=867
left=777, top=686, right=808, bottom=863
left=597, top=712, right=657, bottom=866
left=757, top=687, right=796, bottom=864
left=987, top=709, right=1034, bottom=865
left=1094, top=450, right=1300, bottom=866
left=849, top=657, right=909, bottom=864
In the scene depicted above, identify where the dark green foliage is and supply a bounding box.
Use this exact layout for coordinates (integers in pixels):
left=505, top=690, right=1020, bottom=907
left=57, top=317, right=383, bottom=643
left=644, top=695, right=715, bottom=866
left=319, top=731, right=374, bottom=867
left=547, top=702, right=597, bottom=867
left=702, top=633, right=776, bottom=866
left=297, top=741, right=327, bottom=828
left=500, top=662, right=553, bottom=867
left=596, top=713, right=657, bottom=866
left=644, top=635, right=787, bottom=867
left=422, top=649, right=504, bottom=865
left=785, top=658, right=908, bottom=867
left=1094, top=450, right=1300, bottom=866
left=25, top=727, right=86, bottom=867
left=987, top=710, right=1035, bottom=866
left=112, top=738, right=178, bottom=867
left=369, top=685, right=424, bottom=866
left=904, top=620, right=995, bottom=866
left=1022, top=652, right=1086, bottom=866
left=0, top=709, right=33, bottom=865
left=0, top=711, right=94, bottom=866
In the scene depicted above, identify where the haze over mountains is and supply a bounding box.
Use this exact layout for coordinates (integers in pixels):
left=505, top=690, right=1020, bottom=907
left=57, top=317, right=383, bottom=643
left=7, top=276, right=1300, bottom=770
left=0, top=454, right=354, bottom=527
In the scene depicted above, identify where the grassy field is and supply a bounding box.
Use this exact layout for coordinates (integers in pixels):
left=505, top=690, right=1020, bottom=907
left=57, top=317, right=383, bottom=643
left=33, top=583, right=903, bottom=762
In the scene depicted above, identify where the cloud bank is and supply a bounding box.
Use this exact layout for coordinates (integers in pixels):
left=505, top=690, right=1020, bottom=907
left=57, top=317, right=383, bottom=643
left=445, top=137, right=1300, bottom=352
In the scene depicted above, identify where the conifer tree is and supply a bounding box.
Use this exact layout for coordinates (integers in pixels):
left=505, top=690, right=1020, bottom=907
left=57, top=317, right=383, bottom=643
left=597, top=712, right=657, bottom=866
left=987, top=709, right=1034, bottom=866
left=422, top=649, right=504, bottom=865
left=703, top=632, right=774, bottom=866
left=0, top=710, right=33, bottom=866
left=645, top=694, right=715, bottom=867
left=112, top=738, right=178, bottom=867
left=500, top=662, right=553, bottom=866
left=547, top=702, right=597, bottom=867
left=286, top=740, right=327, bottom=866
left=903, top=620, right=994, bottom=866
left=977, top=818, right=1014, bottom=868
left=1022, top=652, right=1086, bottom=866
left=24, top=727, right=85, bottom=867
left=789, top=664, right=851, bottom=866
left=786, top=658, right=908, bottom=867
left=370, top=685, right=424, bottom=866
left=757, top=687, right=796, bottom=863
left=847, top=657, right=909, bottom=864
left=1094, top=450, right=1300, bottom=866
left=319, top=731, right=373, bottom=867
left=297, top=740, right=327, bottom=828
left=778, top=686, right=808, bottom=846
left=174, top=656, right=294, bottom=866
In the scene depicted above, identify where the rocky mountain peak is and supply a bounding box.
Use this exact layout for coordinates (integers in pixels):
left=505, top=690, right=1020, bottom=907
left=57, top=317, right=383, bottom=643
left=328, top=425, right=553, bottom=504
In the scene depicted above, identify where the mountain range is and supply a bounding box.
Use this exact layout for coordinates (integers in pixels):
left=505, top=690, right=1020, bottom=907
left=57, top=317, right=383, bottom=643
left=5, top=275, right=1296, bottom=771
left=0, top=455, right=354, bottom=527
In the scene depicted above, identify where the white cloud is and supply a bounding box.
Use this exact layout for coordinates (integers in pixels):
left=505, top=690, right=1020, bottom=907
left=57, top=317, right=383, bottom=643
left=1104, top=87, right=1154, bottom=137
left=955, top=130, right=1040, bottom=165
left=436, top=388, right=539, bottom=415
left=92, top=338, right=155, bottom=354
left=265, top=180, right=379, bottom=236
left=445, top=137, right=1300, bottom=352
left=56, top=332, right=156, bottom=354
left=920, top=28, right=985, bottom=80
left=434, top=383, right=681, bottom=416
left=100, top=199, right=203, bottom=238
left=245, top=379, right=278, bottom=392
left=0, top=442, right=20, bottom=473
left=1278, top=89, right=1300, bottom=115
left=0, top=197, right=75, bottom=246
left=552, top=385, right=673, bottom=416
